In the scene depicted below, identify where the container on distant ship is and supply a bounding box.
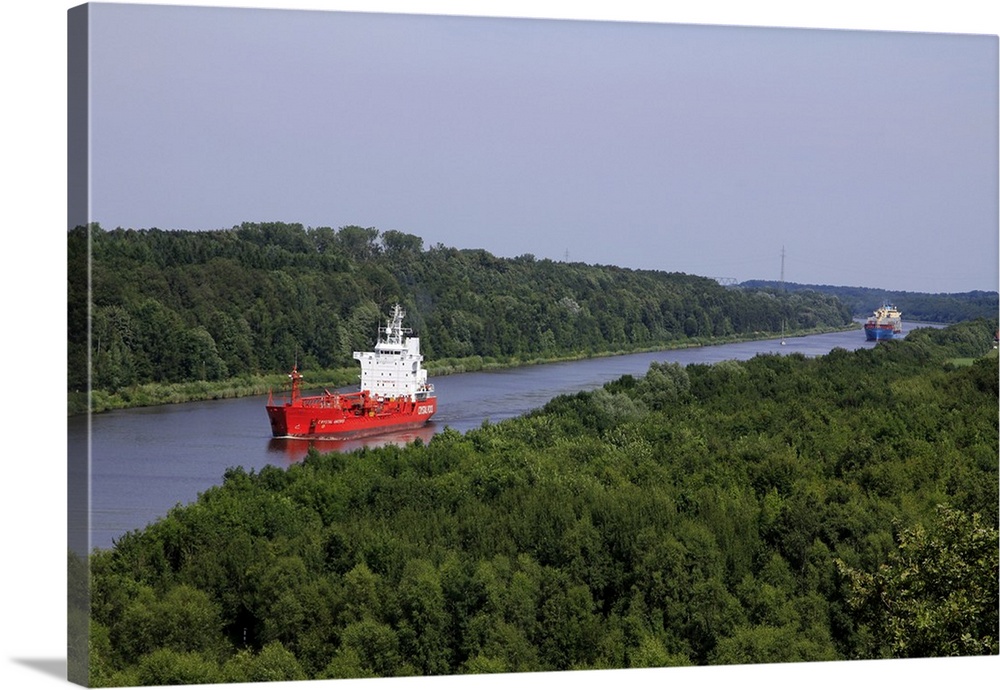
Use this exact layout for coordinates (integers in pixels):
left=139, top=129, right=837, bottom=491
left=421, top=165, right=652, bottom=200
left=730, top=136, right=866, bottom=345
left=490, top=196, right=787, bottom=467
left=863, top=303, right=902, bottom=341
left=266, top=304, right=436, bottom=439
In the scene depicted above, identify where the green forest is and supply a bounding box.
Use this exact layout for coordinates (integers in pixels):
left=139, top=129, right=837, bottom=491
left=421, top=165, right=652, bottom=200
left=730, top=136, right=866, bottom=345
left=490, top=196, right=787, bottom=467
left=740, top=280, right=999, bottom=323
left=69, top=222, right=854, bottom=413
left=76, top=319, right=999, bottom=686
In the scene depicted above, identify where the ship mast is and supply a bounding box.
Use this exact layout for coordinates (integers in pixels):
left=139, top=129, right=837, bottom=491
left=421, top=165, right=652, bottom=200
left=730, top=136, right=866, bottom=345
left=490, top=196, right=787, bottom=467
left=379, top=304, right=411, bottom=347
left=289, top=366, right=302, bottom=404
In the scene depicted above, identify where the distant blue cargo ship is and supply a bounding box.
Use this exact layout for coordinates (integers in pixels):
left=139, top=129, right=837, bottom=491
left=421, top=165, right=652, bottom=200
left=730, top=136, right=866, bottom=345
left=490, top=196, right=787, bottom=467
left=864, top=303, right=902, bottom=341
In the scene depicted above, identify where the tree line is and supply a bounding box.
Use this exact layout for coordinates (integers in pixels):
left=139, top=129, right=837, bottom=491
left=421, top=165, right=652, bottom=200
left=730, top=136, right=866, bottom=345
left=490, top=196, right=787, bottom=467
left=740, top=280, right=999, bottom=323
left=69, top=222, right=853, bottom=397
left=80, top=318, right=998, bottom=685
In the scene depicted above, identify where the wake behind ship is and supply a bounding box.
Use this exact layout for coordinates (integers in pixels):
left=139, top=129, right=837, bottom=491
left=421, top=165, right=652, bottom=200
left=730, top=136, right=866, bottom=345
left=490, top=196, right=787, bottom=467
left=864, top=303, right=903, bottom=341
left=266, top=304, right=436, bottom=439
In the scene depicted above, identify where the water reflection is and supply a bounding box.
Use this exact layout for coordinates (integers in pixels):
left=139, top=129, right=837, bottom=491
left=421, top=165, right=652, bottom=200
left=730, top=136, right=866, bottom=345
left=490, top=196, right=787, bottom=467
left=265, top=423, right=439, bottom=463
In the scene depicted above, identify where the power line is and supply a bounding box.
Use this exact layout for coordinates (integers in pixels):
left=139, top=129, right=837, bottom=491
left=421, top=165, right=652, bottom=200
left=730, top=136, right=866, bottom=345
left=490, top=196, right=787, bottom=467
left=780, top=246, right=785, bottom=291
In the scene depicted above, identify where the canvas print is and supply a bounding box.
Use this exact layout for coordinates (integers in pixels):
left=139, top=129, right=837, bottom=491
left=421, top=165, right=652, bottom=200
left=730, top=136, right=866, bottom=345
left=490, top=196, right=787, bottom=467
left=67, top=2, right=999, bottom=688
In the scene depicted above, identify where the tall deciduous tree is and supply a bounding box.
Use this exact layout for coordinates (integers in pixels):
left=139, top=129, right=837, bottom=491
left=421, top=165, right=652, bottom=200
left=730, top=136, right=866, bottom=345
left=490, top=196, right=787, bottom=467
left=837, top=505, right=999, bottom=658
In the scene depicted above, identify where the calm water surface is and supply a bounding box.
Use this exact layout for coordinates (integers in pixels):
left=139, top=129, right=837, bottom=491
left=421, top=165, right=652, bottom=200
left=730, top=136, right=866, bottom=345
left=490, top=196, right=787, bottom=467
left=72, top=322, right=935, bottom=549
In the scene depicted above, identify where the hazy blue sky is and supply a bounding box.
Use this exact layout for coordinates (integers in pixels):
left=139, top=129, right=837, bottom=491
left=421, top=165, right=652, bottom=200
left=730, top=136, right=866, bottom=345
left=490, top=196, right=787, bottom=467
left=85, top=2, right=998, bottom=294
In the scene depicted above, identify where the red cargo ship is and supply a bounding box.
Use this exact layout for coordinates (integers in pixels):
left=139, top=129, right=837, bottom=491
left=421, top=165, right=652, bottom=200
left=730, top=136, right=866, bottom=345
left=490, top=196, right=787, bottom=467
left=266, top=304, right=436, bottom=439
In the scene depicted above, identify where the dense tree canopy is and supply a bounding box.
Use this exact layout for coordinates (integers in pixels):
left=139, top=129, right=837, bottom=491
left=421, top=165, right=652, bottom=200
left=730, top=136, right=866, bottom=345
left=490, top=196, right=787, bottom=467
left=69, top=222, right=853, bottom=395
left=838, top=505, right=998, bottom=659
left=741, top=280, right=999, bottom=323
left=85, top=319, right=999, bottom=685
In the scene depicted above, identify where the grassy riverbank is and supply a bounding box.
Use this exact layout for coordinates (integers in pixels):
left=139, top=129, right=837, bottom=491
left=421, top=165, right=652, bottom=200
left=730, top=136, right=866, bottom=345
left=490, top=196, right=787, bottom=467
left=70, top=323, right=859, bottom=416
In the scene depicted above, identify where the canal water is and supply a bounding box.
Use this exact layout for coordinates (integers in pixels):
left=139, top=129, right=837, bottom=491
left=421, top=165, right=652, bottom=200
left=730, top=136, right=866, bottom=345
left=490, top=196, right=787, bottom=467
left=71, top=322, right=934, bottom=550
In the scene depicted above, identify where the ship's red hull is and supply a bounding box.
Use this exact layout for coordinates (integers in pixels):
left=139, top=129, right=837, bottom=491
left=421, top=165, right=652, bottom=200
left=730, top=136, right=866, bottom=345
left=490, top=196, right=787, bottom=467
left=266, top=391, right=437, bottom=440
left=267, top=306, right=436, bottom=440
